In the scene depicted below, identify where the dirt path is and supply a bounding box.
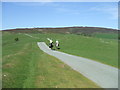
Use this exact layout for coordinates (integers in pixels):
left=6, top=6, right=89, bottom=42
left=24, top=34, right=39, bottom=39
left=37, top=42, right=118, bottom=88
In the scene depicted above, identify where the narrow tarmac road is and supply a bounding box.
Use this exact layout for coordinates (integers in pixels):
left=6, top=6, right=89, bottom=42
left=37, top=42, right=118, bottom=88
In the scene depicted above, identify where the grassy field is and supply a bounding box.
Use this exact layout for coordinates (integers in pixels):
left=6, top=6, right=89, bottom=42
left=93, top=33, right=118, bottom=39
left=2, top=32, right=100, bottom=88
left=31, top=33, right=118, bottom=68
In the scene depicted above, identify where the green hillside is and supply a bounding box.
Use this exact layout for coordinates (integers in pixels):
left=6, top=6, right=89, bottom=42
left=31, top=33, right=118, bottom=68
left=2, top=30, right=118, bottom=88
left=2, top=32, right=100, bottom=88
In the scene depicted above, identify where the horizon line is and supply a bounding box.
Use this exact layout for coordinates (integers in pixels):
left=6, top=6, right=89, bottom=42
left=1, top=26, right=118, bottom=31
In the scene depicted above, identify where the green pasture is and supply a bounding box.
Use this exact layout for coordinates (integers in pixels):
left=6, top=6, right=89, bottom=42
left=2, top=32, right=99, bottom=88
left=31, top=33, right=118, bottom=68
left=93, top=33, right=118, bottom=39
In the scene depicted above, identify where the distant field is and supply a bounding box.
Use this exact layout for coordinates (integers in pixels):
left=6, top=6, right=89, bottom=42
left=31, top=33, right=118, bottom=68
left=93, top=33, right=118, bottom=39
left=2, top=32, right=99, bottom=88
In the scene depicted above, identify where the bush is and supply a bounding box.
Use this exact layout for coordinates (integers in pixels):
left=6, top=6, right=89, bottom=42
left=15, top=38, right=19, bottom=41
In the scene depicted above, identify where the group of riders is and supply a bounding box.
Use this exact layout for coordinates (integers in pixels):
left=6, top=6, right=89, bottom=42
left=47, top=38, right=60, bottom=50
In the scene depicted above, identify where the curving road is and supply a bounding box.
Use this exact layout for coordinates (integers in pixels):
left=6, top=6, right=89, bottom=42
left=37, top=42, right=118, bottom=88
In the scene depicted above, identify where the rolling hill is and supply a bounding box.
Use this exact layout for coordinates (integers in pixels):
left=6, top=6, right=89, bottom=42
left=2, top=26, right=118, bottom=35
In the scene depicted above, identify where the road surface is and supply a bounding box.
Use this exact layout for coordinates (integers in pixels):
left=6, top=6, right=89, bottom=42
left=37, top=42, right=118, bottom=88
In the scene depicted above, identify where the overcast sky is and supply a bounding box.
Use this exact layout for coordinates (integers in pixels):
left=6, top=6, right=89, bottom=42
left=2, top=2, right=118, bottom=30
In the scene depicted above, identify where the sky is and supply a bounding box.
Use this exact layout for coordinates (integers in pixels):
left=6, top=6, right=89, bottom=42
left=2, top=2, right=118, bottom=30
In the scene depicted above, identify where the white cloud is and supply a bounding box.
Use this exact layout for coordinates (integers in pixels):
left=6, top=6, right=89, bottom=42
left=7, top=2, right=60, bottom=7
left=56, top=8, right=80, bottom=15
left=91, top=5, right=118, bottom=20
